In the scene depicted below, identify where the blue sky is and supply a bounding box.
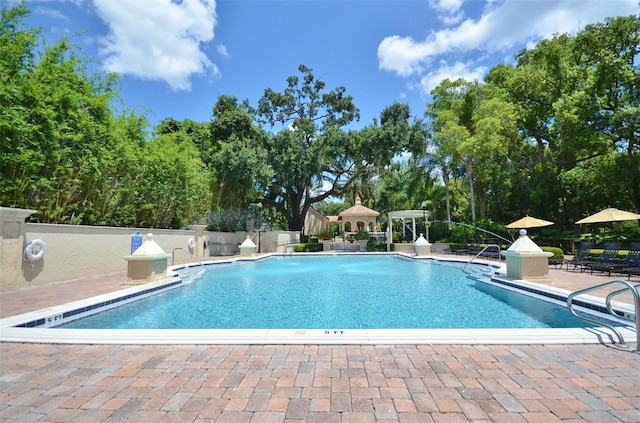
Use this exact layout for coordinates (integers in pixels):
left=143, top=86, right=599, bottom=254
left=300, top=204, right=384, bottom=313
left=26, top=0, right=639, bottom=129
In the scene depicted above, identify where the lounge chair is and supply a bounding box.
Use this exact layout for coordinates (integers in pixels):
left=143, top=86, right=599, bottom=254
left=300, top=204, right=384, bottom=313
left=583, top=242, right=621, bottom=274
left=610, top=243, right=640, bottom=279
left=563, top=241, right=593, bottom=271
left=452, top=240, right=471, bottom=255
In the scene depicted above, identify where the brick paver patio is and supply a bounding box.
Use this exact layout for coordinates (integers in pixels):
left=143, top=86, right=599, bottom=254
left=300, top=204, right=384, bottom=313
left=1, top=342, right=638, bottom=422
left=1, top=254, right=639, bottom=422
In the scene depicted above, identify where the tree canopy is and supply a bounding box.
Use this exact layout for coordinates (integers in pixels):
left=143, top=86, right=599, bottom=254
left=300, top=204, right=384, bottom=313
left=1, top=3, right=210, bottom=228
left=246, top=65, right=427, bottom=231
left=2, top=1, right=638, bottom=239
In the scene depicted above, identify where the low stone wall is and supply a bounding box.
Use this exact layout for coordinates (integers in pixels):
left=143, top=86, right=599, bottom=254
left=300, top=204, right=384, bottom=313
left=392, top=242, right=450, bottom=254
left=393, top=243, right=414, bottom=253
left=9, top=224, right=243, bottom=288
left=430, top=242, right=450, bottom=253
left=0, top=208, right=300, bottom=290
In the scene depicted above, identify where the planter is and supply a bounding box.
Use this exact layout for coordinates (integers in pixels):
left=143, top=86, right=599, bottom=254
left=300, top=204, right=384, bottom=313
left=393, top=243, right=414, bottom=253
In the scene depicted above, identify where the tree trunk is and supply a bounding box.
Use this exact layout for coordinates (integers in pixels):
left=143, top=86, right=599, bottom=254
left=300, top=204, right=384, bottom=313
left=442, top=165, right=452, bottom=230
left=288, top=215, right=304, bottom=232
left=467, top=162, right=476, bottom=221
left=477, top=186, right=487, bottom=220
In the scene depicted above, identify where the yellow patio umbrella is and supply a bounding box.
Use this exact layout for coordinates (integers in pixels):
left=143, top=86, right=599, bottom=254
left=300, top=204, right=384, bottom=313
left=506, top=215, right=554, bottom=229
left=575, top=207, right=640, bottom=224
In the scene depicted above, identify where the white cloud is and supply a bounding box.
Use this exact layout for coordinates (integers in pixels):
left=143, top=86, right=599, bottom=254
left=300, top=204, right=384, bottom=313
left=419, top=61, right=487, bottom=93
left=217, top=44, right=229, bottom=58
left=429, top=0, right=464, bottom=14
left=378, top=0, right=639, bottom=95
left=429, top=0, right=465, bottom=25
left=93, top=0, right=218, bottom=91
left=35, top=7, right=69, bottom=20
left=377, top=36, right=432, bottom=77
left=441, top=11, right=465, bottom=26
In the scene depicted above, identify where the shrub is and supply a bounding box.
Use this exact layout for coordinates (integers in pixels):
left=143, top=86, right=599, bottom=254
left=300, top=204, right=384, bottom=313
left=540, top=246, right=564, bottom=259
left=367, top=240, right=392, bottom=252
left=293, top=243, right=323, bottom=252
left=318, top=228, right=333, bottom=239
left=353, top=229, right=370, bottom=240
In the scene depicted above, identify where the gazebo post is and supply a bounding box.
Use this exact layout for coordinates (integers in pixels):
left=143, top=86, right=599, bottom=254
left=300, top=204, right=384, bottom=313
left=412, top=217, right=417, bottom=242
left=387, top=214, right=392, bottom=252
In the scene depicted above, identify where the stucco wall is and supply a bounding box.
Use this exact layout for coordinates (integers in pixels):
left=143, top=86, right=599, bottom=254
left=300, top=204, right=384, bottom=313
left=15, top=224, right=222, bottom=288
left=0, top=208, right=300, bottom=290
left=303, top=207, right=328, bottom=236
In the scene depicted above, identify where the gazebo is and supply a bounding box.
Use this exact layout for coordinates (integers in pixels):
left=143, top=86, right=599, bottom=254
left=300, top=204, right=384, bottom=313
left=335, top=196, right=379, bottom=234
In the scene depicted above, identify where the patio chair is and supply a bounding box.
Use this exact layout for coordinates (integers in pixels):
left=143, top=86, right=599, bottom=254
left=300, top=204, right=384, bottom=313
left=583, top=242, right=622, bottom=274
left=563, top=241, right=593, bottom=271
left=611, top=243, right=640, bottom=279
left=452, top=239, right=471, bottom=255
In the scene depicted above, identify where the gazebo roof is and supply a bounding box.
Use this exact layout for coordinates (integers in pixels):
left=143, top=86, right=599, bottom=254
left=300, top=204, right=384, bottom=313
left=339, top=197, right=379, bottom=217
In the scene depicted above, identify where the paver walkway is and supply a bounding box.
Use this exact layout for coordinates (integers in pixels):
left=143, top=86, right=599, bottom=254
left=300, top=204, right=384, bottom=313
left=1, top=342, right=639, bottom=422
left=1, top=254, right=639, bottom=422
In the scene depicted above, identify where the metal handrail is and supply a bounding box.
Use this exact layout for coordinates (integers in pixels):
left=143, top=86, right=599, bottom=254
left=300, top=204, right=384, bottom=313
left=250, top=230, right=261, bottom=253
left=465, top=244, right=502, bottom=266
left=272, top=240, right=298, bottom=253
left=567, top=280, right=639, bottom=350
left=172, top=248, right=205, bottom=269
left=605, top=282, right=640, bottom=323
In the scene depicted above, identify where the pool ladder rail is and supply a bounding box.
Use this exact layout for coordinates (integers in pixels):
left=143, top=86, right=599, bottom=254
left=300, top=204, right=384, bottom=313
left=465, top=244, right=502, bottom=267
left=567, top=280, right=639, bottom=352
left=171, top=247, right=206, bottom=270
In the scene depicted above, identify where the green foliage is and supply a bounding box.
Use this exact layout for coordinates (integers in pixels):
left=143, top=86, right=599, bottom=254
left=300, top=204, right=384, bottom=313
left=0, top=2, right=211, bottom=228
left=448, top=223, right=476, bottom=242
left=540, top=246, right=564, bottom=260
left=0, top=2, right=117, bottom=223
left=208, top=96, right=272, bottom=208
left=207, top=207, right=257, bottom=232
left=366, top=240, right=391, bottom=252
left=248, top=65, right=426, bottom=231
left=3, top=3, right=639, bottom=236
left=376, top=163, right=412, bottom=213
left=353, top=228, right=370, bottom=240
left=293, top=243, right=323, bottom=252
left=133, top=134, right=211, bottom=228
left=428, top=78, right=518, bottom=221
left=318, top=228, right=334, bottom=239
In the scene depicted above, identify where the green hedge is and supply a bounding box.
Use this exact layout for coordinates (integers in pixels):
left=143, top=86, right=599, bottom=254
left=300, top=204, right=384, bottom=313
left=293, top=243, right=323, bottom=252
left=449, top=242, right=509, bottom=252
left=366, top=241, right=392, bottom=252
left=586, top=249, right=624, bottom=260
left=540, top=246, right=564, bottom=259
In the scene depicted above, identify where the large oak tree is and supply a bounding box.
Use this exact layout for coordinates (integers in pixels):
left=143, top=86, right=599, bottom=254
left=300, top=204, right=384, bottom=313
left=251, top=65, right=426, bottom=231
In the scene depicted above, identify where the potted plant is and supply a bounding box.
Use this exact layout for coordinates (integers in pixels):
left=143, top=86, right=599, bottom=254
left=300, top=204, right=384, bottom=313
left=354, top=229, right=370, bottom=251
left=318, top=228, right=333, bottom=251
left=318, top=228, right=333, bottom=240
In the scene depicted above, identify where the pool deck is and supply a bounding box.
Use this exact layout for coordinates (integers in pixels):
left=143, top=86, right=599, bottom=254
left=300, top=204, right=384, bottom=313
left=1, top=254, right=639, bottom=422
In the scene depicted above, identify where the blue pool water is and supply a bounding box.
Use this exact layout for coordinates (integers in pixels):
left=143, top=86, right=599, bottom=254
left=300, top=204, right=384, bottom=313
left=60, top=255, right=605, bottom=329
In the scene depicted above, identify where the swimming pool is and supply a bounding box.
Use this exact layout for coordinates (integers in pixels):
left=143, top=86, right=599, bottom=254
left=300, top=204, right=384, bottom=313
left=62, top=255, right=617, bottom=329
left=0, top=253, right=635, bottom=344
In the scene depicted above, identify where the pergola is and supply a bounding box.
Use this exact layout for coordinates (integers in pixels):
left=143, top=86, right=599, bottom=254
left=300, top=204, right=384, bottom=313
left=386, top=209, right=430, bottom=252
